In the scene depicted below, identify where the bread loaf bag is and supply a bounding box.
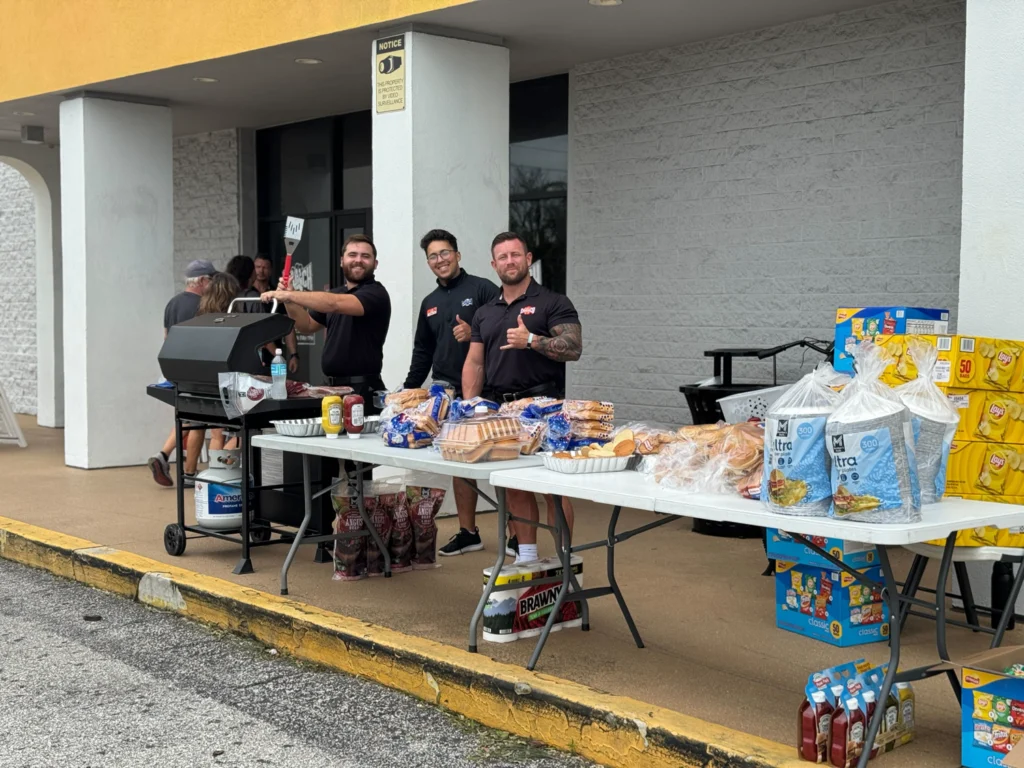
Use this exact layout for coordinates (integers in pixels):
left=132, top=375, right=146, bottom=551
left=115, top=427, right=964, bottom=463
left=826, top=342, right=921, bottom=523
left=762, top=364, right=843, bottom=517
left=894, top=339, right=959, bottom=505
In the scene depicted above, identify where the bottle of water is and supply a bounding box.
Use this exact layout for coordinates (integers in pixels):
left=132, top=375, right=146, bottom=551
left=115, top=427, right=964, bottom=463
left=271, top=348, right=287, bottom=400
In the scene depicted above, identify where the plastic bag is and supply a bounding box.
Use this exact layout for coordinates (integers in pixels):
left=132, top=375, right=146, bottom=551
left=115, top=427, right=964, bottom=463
left=762, top=364, right=844, bottom=517
left=407, top=485, right=447, bottom=569
left=826, top=342, right=921, bottom=523
left=895, top=339, right=960, bottom=505
left=612, top=422, right=677, bottom=456
left=330, top=485, right=367, bottom=582
left=218, top=372, right=273, bottom=418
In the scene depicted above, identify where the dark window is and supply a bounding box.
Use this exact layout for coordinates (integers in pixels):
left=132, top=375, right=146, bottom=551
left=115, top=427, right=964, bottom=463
left=256, top=112, right=373, bottom=384
left=509, top=75, right=569, bottom=295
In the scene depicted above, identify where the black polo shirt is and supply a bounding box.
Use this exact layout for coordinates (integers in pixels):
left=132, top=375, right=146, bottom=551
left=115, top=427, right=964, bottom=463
left=404, top=270, right=500, bottom=391
left=308, top=278, right=391, bottom=379
left=470, top=279, right=580, bottom=396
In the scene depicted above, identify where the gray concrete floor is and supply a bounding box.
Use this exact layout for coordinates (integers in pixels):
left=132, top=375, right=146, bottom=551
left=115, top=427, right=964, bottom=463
left=0, top=558, right=596, bottom=768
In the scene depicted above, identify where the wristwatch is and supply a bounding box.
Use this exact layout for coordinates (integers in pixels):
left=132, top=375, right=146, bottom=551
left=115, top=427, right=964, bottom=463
left=526, top=333, right=534, bottom=349
left=288, top=352, right=299, bottom=360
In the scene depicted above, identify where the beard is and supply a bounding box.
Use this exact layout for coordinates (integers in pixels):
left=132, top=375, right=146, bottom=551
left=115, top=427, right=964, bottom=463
left=343, top=264, right=375, bottom=284
left=498, top=265, right=529, bottom=285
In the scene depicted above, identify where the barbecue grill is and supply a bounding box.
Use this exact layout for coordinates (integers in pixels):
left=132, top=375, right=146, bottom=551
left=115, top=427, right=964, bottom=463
left=149, top=298, right=336, bottom=574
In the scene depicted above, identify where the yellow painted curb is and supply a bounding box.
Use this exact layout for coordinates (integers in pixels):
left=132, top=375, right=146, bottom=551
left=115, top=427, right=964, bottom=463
left=0, top=515, right=805, bottom=768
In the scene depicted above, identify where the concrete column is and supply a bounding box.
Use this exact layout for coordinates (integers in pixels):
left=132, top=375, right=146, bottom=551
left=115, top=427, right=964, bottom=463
left=372, top=30, right=509, bottom=390
left=957, top=0, right=1024, bottom=336
left=957, top=0, right=1024, bottom=617
left=60, top=96, right=173, bottom=468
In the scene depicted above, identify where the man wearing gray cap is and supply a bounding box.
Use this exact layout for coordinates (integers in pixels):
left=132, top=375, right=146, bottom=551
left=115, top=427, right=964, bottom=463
left=148, top=260, right=217, bottom=487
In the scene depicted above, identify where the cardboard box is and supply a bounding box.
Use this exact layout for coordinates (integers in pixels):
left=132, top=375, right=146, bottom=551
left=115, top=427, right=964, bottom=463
left=947, top=441, right=1024, bottom=498
left=870, top=333, right=955, bottom=387
left=952, top=337, right=1024, bottom=393
left=775, top=561, right=889, bottom=647
left=948, top=389, right=1024, bottom=444
left=834, top=307, right=949, bottom=374
left=927, top=496, right=1024, bottom=547
left=940, top=646, right=1024, bottom=767
left=766, top=528, right=877, bottom=569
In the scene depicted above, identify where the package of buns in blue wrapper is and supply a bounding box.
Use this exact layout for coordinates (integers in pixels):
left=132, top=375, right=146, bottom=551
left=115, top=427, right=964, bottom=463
left=450, top=396, right=500, bottom=421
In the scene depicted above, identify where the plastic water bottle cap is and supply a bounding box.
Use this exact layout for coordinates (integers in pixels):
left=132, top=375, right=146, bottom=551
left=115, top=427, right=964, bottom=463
left=474, top=405, right=489, bottom=415
left=275, top=348, right=283, bottom=355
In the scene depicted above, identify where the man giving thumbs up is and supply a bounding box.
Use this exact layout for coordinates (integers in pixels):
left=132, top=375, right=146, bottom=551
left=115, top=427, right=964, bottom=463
left=404, top=229, right=499, bottom=396
left=459, top=231, right=583, bottom=564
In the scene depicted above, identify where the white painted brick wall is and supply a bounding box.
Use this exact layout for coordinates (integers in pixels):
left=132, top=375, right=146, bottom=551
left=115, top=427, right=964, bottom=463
left=0, top=163, right=37, bottom=415
left=173, top=129, right=240, bottom=285
left=569, top=0, right=965, bottom=424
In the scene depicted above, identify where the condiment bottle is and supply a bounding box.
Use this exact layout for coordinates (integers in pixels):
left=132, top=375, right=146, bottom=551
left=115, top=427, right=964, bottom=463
left=799, top=690, right=833, bottom=762
left=884, top=687, right=899, bottom=735
left=831, top=698, right=865, bottom=768
left=862, top=691, right=879, bottom=759
left=344, top=394, right=365, bottom=439
left=322, top=396, right=343, bottom=440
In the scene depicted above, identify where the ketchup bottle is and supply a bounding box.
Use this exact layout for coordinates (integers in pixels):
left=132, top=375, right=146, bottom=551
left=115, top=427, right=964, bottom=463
left=344, top=394, right=365, bottom=439
left=831, top=698, right=865, bottom=768
left=799, top=690, right=834, bottom=761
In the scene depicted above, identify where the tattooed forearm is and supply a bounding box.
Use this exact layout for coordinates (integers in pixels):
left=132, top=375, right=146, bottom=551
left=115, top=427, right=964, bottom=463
left=533, top=323, right=582, bottom=362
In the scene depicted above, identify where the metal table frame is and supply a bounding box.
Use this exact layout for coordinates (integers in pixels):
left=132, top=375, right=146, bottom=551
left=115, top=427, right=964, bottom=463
left=485, top=469, right=1024, bottom=768
left=249, top=434, right=545, bottom=595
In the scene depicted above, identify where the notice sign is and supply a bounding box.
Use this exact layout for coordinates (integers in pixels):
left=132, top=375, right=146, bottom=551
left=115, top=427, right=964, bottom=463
left=375, top=35, right=406, bottom=113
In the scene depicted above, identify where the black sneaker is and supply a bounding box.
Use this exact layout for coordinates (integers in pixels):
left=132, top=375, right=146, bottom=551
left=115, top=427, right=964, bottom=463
left=438, top=528, right=484, bottom=557
left=147, top=453, right=173, bottom=487
left=505, top=535, right=519, bottom=558
left=183, top=473, right=197, bottom=489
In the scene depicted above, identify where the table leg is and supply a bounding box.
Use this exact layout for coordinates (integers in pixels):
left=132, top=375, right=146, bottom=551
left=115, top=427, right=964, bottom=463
left=551, top=496, right=589, bottom=631
left=933, top=532, right=961, bottom=697
left=898, top=554, right=927, bottom=632
left=280, top=454, right=312, bottom=596
left=469, top=487, right=508, bottom=653
left=527, top=495, right=574, bottom=671
left=353, top=462, right=391, bottom=577
left=233, top=427, right=254, bottom=575
left=859, top=545, right=903, bottom=768
left=607, top=505, right=644, bottom=649
left=992, top=557, right=1024, bottom=648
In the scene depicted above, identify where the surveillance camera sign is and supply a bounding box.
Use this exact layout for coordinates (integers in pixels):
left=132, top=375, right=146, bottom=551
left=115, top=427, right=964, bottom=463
left=375, top=35, right=406, bottom=113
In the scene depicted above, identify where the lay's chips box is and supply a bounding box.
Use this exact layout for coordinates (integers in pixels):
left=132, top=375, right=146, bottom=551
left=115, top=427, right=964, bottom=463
left=953, top=337, right=1024, bottom=393
left=834, top=307, right=949, bottom=375
left=872, top=334, right=955, bottom=387
left=951, top=646, right=1024, bottom=767
left=946, top=441, right=1024, bottom=498
left=948, top=389, right=1024, bottom=445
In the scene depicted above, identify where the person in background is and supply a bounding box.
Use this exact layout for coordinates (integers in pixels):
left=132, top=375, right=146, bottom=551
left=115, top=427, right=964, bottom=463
left=178, top=272, right=241, bottom=487
left=401, top=229, right=504, bottom=558
left=248, top=254, right=299, bottom=374
left=148, top=260, right=216, bottom=487
left=261, top=234, right=390, bottom=410
left=461, top=232, right=583, bottom=564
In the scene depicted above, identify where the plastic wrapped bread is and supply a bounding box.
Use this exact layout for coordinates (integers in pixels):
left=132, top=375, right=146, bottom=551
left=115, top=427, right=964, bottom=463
left=762, top=364, right=844, bottom=517
left=895, top=339, right=960, bottom=505
left=826, top=342, right=921, bottom=523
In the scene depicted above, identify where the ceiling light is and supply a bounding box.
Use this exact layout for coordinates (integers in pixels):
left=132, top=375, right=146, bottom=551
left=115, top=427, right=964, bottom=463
left=13, top=111, right=35, bottom=117
left=589, top=0, right=623, bottom=5
left=295, top=58, right=322, bottom=65
left=192, top=76, right=218, bottom=83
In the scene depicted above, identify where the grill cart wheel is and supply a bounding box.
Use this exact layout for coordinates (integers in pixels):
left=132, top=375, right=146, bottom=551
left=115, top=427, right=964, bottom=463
left=249, top=524, right=272, bottom=543
left=164, top=524, right=186, bottom=556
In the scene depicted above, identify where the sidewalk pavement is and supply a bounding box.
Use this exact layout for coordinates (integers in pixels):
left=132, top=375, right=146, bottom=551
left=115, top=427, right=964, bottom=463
left=0, top=416, right=992, bottom=767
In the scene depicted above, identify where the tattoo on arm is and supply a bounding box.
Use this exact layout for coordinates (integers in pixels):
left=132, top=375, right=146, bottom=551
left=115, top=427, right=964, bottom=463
left=533, top=323, right=582, bottom=363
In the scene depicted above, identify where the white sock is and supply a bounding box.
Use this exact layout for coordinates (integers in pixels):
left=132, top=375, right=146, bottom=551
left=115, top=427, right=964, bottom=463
left=516, top=544, right=538, bottom=564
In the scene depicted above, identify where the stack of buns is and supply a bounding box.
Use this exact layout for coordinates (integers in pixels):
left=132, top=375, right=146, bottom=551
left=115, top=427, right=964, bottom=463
left=562, top=400, right=615, bottom=442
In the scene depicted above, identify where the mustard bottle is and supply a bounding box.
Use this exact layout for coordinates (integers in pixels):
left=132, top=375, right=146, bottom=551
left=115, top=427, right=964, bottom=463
left=322, top=396, right=343, bottom=440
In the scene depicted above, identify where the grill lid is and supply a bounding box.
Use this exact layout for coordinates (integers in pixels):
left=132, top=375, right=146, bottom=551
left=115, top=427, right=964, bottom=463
left=158, top=309, right=294, bottom=394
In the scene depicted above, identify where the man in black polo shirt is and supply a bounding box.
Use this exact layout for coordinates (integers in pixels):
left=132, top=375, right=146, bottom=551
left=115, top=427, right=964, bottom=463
left=460, top=231, right=583, bottom=564
left=261, top=234, right=391, bottom=407
left=402, top=229, right=501, bottom=558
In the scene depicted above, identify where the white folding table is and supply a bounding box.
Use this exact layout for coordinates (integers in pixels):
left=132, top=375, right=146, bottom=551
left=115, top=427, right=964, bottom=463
left=249, top=433, right=543, bottom=594
left=487, top=466, right=1024, bottom=768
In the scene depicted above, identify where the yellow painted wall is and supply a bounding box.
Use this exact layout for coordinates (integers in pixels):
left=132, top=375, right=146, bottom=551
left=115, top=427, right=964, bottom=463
left=0, top=0, right=475, bottom=103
